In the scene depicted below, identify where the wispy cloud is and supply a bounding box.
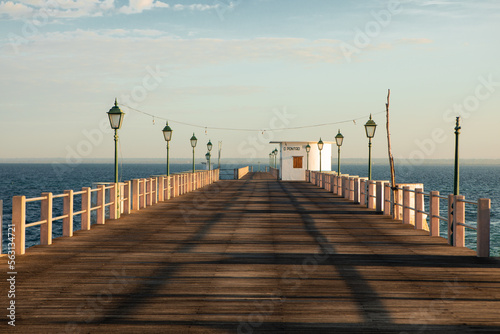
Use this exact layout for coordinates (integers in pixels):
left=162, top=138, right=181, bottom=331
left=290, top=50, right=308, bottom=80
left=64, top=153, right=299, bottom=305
left=119, top=0, right=169, bottom=14
left=0, top=1, right=224, bottom=20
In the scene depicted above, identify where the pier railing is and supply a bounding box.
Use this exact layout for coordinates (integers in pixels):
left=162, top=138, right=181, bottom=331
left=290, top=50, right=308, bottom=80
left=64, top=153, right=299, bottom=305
left=269, top=167, right=279, bottom=180
left=234, top=166, right=250, bottom=179
left=307, top=170, right=492, bottom=257
left=12, top=169, right=219, bottom=255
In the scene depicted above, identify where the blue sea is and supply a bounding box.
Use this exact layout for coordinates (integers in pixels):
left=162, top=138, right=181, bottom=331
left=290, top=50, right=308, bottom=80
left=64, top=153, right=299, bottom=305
left=0, top=162, right=498, bottom=256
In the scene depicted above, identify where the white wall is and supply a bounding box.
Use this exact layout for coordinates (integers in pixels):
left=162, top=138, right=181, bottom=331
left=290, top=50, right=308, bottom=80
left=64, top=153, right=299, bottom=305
left=278, top=142, right=332, bottom=181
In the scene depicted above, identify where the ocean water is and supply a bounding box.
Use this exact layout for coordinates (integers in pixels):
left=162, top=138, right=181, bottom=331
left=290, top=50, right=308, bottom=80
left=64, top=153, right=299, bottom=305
left=0, top=162, right=498, bottom=256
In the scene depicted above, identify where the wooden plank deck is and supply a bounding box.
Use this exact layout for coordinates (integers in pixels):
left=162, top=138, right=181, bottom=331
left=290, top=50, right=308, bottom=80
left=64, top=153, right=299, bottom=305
left=2, top=172, right=500, bottom=333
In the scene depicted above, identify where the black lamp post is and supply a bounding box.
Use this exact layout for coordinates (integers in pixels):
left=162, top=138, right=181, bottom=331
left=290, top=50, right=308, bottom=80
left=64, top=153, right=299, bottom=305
left=335, top=130, right=344, bottom=175
left=107, top=98, right=125, bottom=184
left=305, top=144, right=311, bottom=170
left=207, top=139, right=213, bottom=171
left=364, top=114, right=377, bottom=180
left=205, top=152, right=211, bottom=170
left=162, top=122, right=173, bottom=176
left=454, top=117, right=461, bottom=195
left=317, top=138, right=324, bottom=172
left=190, top=133, right=197, bottom=173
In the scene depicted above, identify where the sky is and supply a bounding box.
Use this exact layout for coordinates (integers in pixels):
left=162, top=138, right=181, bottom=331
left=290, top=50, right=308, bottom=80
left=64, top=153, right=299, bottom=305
left=0, top=0, right=499, bottom=163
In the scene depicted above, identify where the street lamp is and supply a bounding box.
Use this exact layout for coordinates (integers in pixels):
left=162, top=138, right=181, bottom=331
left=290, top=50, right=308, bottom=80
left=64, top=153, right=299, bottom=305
left=190, top=133, right=197, bottom=173
left=273, top=148, right=278, bottom=168
left=207, top=139, right=213, bottom=170
left=162, top=122, right=173, bottom=176
left=454, top=117, right=461, bottom=195
left=305, top=144, right=311, bottom=170
left=317, top=138, right=324, bottom=172
left=107, top=98, right=125, bottom=184
left=335, top=130, right=344, bottom=175
left=269, top=152, right=272, bottom=168
left=205, top=152, right=211, bottom=170
left=364, top=114, right=377, bottom=180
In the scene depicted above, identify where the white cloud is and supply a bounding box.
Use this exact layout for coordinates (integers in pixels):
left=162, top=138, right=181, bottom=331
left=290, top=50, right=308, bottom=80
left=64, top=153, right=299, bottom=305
left=0, top=1, right=224, bottom=19
left=119, top=0, right=169, bottom=14
left=172, top=3, right=220, bottom=11
left=0, top=1, right=34, bottom=19
left=0, top=0, right=116, bottom=19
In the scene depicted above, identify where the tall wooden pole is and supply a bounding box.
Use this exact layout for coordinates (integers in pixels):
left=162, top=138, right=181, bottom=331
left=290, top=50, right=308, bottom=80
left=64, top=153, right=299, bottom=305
left=386, top=89, right=397, bottom=213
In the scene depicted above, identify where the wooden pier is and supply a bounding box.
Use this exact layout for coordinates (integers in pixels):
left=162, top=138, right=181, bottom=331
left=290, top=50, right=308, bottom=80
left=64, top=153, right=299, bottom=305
left=2, top=172, right=500, bottom=333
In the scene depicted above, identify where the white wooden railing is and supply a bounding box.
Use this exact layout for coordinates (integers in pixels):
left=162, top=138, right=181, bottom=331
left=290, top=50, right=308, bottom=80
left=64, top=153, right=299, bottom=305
left=12, top=169, right=219, bottom=255
left=234, top=166, right=250, bottom=179
left=306, top=170, right=491, bottom=257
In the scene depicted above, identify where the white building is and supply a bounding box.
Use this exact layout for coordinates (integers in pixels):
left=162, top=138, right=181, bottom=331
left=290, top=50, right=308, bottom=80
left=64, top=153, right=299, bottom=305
left=270, top=141, right=333, bottom=181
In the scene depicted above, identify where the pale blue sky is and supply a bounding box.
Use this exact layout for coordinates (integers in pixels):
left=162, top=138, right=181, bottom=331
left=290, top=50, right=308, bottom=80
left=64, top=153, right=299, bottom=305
left=0, top=0, right=499, bottom=161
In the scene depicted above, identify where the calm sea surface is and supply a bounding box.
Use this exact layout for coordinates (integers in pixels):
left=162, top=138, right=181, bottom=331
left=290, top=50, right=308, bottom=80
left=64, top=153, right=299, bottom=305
left=1, top=163, right=498, bottom=256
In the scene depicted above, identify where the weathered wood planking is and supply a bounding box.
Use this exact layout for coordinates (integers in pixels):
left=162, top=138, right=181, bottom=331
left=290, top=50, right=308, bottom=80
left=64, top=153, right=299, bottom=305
left=1, top=172, right=500, bottom=333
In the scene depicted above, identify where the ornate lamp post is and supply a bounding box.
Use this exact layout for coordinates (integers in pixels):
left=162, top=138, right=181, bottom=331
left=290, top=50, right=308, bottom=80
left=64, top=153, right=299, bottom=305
left=107, top=98, right=125, bottom=184
left=207, top=139, right=213, bottom=171
left=454, top=117, right=461, bottom=195
left=273, top=148, right=278, bottom=168
left=269, top=153, right=272, bottom=168
left=317, top=138, right=324, bottom=172
left=205, top=152, right=211, bottom=170
left=335, top=130, right=344, bottom=175
left=305, top=144, right=311, bottom=170
left=162, top=122, right=173, bottom=176
left=364, top=114, right=377, bottom=180
left=190, top=133, right=197, bottom=173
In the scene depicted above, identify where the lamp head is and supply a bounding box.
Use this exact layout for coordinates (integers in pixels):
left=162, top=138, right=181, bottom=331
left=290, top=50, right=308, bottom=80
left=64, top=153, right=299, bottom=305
left=107, top=98, right=125, bottom=130
left=335, top=129, right=344, bottom=147
left=162, top=121, right=173, bottom=142
left=364, top=114, right=377, bottom=139
left=190, top=133, right=197, bottom=148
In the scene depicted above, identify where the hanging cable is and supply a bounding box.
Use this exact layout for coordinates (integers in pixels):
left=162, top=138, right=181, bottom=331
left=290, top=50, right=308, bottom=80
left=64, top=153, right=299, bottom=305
left=120, top=104, right=385, bottom=132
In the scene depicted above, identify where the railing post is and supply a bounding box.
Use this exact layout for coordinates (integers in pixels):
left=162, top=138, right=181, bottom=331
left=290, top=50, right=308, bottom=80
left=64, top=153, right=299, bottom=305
left=40, top=192, right=53, bottom=245
left=0, top=200, right=2, bottom=253
left=368, top=181, right=376, bottom=209
left=429, top=191, right=440, bottom=236
left=415, top=188, right=424, bottom=230
left=376, top=181, right=384, bottom=213
left=63, top=190, right=74, bottom=237
left=81, top=187, right=91, bottom=230
left=349, top=177, right=355, bottom=201
left=477, top=198, right=491, bottom=257
left=166, top=176, right=171, bottom=200
left=153, top=177, right=158, bottom=204
left=383, top=183, right=391, bottom=215
left=97, top=185, right=105, bottom=224
left=453, top=195, right=465, bottom=247
left=123, top=181, right=131, bottom=214
left=110, top=183, right=118, bottom=220
left=354, top=177, right=360, bottom=204
left=447, top=194, right=454, bottom=245
left=343, top=176, right=349, bottom=199
left=360, top=179, right=366, bottom=206
left=158, top=176, right=164, bottom=202
left=132, top=179, right=139, bottom=210
left=141, top=179, right=146, bottom=209
left=13, top=196, right=26, bottom=255
left=392, top=187, right=401, bottom=220
left=174, top=175, right=179, bottom=198
left=402, top=186, right=410, bottom=224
